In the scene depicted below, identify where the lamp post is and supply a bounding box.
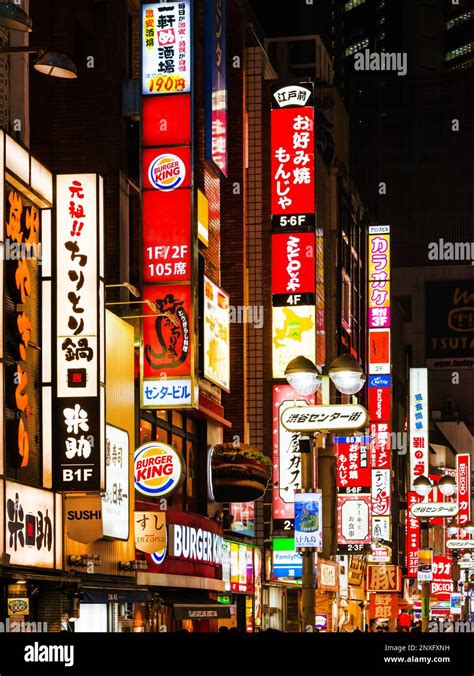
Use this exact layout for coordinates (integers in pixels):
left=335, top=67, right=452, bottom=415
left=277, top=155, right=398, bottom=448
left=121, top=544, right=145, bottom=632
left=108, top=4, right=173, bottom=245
left=284, top=354, right=366, bottom=632
left=413, top=474, right=457, bottom=632
left=447, top=519, right=474, bottom=620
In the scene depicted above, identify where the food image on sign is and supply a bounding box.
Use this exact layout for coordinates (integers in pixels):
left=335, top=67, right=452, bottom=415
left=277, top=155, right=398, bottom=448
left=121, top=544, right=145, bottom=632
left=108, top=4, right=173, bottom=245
left=143, top=285, right=191, bottom=377
left=134, top=442, right=185, bottom=497
left=294, top=492, right=322, bottom=549
left=210, top=443, right=272, bottom=503
left=203, top=276, right=230, bottom=391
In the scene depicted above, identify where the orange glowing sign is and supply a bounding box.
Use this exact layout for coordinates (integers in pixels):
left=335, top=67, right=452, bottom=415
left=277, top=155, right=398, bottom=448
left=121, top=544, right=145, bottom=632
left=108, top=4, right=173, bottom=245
left=5, top=189, right=41, bottom=468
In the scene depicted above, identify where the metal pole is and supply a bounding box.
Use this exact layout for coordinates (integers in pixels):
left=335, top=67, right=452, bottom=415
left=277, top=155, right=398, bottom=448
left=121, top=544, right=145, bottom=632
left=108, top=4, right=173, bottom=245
left=420, top=520, right=430, bottom=632
left=464, top=569, right=470, bottom=621
left=300, top=438, right=316, bottom=632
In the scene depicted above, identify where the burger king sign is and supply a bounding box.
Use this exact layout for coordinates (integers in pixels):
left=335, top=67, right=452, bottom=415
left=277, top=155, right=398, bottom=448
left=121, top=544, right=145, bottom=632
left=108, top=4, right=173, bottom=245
left=148, top=153, right=186, bottom=191
left=134, top=442, right=186, bottom=497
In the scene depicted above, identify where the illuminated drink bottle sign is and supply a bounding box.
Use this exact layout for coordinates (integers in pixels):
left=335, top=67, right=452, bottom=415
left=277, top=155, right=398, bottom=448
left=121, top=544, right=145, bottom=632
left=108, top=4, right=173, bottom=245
left=134, top=442, right=186, bottom=497
left=294, top=492, right=322, bottom=550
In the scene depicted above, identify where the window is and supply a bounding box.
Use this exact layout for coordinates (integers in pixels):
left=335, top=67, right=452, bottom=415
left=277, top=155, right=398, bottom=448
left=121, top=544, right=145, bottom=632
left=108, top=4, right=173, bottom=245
left=342, top=272, right=352, bottom=331
left=345, top=38, right=369, bottom=57
left=139, top=420, right=152, bottom=444
left=445, top=42, right=473, bottom=61
left=344, top=0, right=365, bottom=11
left=139, top=411, right=201, bottom=512
left=446, top=11, right=473, bottom=31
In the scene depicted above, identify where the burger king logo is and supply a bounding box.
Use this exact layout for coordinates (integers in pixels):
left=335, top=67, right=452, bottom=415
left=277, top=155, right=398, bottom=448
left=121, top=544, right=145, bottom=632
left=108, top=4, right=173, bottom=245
left=148, top=153, right=186, bottom=191
left=134, top=442, right=186, bottom=497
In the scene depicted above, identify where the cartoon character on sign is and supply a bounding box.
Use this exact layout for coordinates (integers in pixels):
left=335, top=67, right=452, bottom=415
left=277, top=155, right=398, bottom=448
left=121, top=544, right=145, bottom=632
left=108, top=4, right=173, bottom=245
left=145, top=294, right=189, bottom=370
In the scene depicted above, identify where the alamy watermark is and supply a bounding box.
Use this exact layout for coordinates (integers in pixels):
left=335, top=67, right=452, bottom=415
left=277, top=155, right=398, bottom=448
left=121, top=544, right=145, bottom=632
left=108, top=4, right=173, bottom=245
left=229, top=305, right=264, bottom=329
left=0, top=619, right=47, bottom=632
left=428, top=239, right=474, bottom=264
left=0, top=238, right=43, bottom=262
left=353, top=49, right=407, bottom=77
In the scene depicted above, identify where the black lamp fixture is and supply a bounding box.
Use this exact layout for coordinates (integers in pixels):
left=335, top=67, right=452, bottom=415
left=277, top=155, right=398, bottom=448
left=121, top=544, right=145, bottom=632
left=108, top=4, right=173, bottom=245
left=34, top=50, right=77, bottom=78
left=0, top=2, right=32, bottom=32
left=0, top=46, right=77, bottom=79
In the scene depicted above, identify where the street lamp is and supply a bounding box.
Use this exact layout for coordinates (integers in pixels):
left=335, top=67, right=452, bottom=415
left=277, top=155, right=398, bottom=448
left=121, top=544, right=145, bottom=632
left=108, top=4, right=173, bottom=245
left=447, top=521, right=460, bottom=538
left=0, top=2, right=32, bottom=32
left=285, top=354, right=367, bottom=631
left=0, top=47, right=77, bottom=78
left=328, top=354, right=366, bottom=395
left=284, top=355, right=321, bottom=396
left=438, top=475, right=457, bottom=497
left=413, top=475, right=433, bottom=498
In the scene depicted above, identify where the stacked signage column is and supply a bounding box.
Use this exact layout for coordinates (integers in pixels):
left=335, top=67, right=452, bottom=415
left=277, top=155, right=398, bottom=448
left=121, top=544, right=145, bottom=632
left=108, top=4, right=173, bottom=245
left=53, top=175, right=105, bottom=493
left=367, top=225, right=392, bottom=563
left=140, top=1, right=198, bottom=411
left=270, top=84, right=318, bottom=582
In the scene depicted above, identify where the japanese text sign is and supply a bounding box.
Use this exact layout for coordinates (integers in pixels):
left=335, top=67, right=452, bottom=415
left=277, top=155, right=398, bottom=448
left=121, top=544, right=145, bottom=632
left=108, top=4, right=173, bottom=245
left=366, top=564, right=402, bottom=592
left=5, top=482, right=59, bottom=569
left=281, top=404, right=369, bottom=433
left=271, top=106, right=314, bottom=216
left=335, top=436, right=371, bottom=492
left=409, top=368, right=429, bottom=490
left=337, top=494, right=371, bottom=553
left=54, top=174, right=105, bottom=493
left=456, top=453, right=471, bottom=527
left=142, top=2, right=191, bottom=95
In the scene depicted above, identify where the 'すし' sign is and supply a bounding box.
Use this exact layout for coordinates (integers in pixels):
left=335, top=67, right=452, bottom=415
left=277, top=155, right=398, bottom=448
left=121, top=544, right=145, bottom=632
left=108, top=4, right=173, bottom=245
left=134, top=442, right=185, bottom=497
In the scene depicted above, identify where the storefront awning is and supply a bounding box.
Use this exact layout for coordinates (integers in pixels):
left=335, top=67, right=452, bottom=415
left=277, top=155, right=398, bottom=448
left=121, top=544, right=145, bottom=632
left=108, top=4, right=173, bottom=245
left=154, top=589, right=231, bottom=619
left=81, top=588, right=152, bottom=604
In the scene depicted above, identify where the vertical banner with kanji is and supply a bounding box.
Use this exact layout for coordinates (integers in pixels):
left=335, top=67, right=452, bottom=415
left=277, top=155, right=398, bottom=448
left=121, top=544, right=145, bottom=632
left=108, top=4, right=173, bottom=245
left=54, top=174, right=105, bottom=492
left=367, top=225, right=392, bottom=555
left=405, top=491, right=420, bottom=577
left=140, top=1, right=197, bottom=409
left=272, top=385, right=315, bottom=532
left=271, top=83, right=316, bottom=380
left=456, top=453, right=471, bottom=529
left=409, top=368, right=429, bottom=489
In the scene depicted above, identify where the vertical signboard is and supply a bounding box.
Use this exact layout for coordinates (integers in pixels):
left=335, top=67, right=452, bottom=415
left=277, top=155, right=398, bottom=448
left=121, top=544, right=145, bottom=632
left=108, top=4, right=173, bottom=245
left=271, top=83, right=316, bottom=379
left=337, top=494, right=372, bottom=553
left=272, top=384, right=314, bottom=532
left=456, top=453, right=471, bottom=528
left=294, top=491, right=322, bottom=550
left=409, top=368, right=429, bottom=490
left=202, top=276, right=230, bottom=391
left=4, top=185, right=41, bottom=474
left=335, top=436, right=371, bottom=493
left=204, top=0, right=227, bottom=175
left=141, top=1, right=196, bottom=409
left=102, top=425, right=130, bottom=540
left=406, top=492, right=420, bottom=578
left=367, top=226, right=391, bottom=552
left=54, top=174, right=105, bottom=492
left=142, top=1, right=191, bottom=95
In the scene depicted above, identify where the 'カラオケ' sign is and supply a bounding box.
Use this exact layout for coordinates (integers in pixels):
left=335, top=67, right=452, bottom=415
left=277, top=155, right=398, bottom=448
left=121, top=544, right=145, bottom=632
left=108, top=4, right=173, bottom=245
left=281, top=404, right=369, bottom=432
left=134, top=442, right=185, bottom=497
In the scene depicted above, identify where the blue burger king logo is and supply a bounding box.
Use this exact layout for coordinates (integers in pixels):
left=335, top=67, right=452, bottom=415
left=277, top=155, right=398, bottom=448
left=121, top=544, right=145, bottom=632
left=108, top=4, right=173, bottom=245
left=148, top=153, right=186, bottom=191
left=134, top=442, right=186, bottom=497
